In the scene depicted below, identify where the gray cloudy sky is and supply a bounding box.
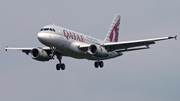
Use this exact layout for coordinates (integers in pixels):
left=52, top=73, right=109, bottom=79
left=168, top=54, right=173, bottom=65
left=0, top=0, right=180, bottom=101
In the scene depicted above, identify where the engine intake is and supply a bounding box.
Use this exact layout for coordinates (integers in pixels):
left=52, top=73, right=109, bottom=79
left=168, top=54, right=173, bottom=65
left=30, top=48, right=50, bottom=61
left=88, top=44, right=108, bottom=57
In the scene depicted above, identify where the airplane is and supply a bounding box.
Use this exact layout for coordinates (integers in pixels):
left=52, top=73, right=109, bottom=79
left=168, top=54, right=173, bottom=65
left=5, top=14, right=177, bottom=71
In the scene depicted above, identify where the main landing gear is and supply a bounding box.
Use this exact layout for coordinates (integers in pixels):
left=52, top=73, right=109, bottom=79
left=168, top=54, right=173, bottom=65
left=56, top=54, right=65, bottom=71
left=94, top=61, right=104, bottom=68
left=55, top=56, right=104, bottom=70
left=51, top=47, right=104, bottom=70
left=50, top=47, right=65, bottom=71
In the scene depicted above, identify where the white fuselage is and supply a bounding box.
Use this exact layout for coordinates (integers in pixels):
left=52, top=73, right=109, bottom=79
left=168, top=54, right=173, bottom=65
left=37, top=25, right=122, bottom=60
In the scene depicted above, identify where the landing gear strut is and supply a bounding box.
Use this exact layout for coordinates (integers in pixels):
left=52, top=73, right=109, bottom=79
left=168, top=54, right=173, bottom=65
left=56, top=54, right=65, bottom=71
left=50, top=46, right=56, bottom=59
left=94, top=60, right=104, bottom=68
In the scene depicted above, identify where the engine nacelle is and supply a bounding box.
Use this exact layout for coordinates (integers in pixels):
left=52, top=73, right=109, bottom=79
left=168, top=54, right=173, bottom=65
left=88, top=44, right=108, bottom=57
left=30, top=48, right=50, bottom=61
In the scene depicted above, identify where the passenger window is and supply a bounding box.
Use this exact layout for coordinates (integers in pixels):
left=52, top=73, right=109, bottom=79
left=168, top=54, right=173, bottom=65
left=40, top=29, right=43, bottom=31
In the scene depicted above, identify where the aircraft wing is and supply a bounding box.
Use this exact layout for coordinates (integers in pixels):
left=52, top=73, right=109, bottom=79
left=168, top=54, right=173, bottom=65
left=5, top=47, right=51, bottom=55
left=103, top=36, right=177, bottom=52
left=79, top=36, right=177, bottom=52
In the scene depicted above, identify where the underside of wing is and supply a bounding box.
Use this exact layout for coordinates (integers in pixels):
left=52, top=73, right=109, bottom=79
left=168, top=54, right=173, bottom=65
left=5, top=47, right=51, bottom=55
left=103, top=36, right=176, bottom=52
left=5, top=46, right=53, bottom=61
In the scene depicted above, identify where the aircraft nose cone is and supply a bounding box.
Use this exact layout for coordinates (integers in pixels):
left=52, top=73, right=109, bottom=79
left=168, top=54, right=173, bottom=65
left=37, top=32, right=53, bottom=46
left=37, top=33, right=45, bottom=41
left=37, top=32, right=43, bottom=40
left=37, top=32, right=47, bottom=43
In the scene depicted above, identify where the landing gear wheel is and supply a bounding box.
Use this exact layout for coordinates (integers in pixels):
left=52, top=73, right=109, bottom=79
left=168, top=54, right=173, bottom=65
left=99, top=61, right=104, bottom=68
left=56, top=64, right=60, bottom=70
left=56, top=53, right=66, bottom=71
left=94, top=60, right=104, bottom=68
left=94, top=62, right=99, bottom=68
left=61, top=63, right=65, bottom=70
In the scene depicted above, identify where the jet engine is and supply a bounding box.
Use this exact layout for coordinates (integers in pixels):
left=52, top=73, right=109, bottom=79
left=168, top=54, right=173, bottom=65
left=30, top=48, right=50, bottom=61
left=88, top=44, right=108, bottom=57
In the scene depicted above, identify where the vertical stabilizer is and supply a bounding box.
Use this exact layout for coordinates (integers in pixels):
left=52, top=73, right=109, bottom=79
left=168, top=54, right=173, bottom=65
left=103, top=14, right=121, bottom=43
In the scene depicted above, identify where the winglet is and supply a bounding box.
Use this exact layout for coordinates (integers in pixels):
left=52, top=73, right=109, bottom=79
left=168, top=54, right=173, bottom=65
left=5, top=46, right=8, bottom=51
left=168, top=35, right=177, bottom=40
left=174, top=35, right=177, bottom=40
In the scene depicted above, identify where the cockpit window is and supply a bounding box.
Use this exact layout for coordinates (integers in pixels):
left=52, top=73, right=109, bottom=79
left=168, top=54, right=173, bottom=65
left=44, top=28, right=49, bottom=31
left=40, top=28, right=56, bottom=32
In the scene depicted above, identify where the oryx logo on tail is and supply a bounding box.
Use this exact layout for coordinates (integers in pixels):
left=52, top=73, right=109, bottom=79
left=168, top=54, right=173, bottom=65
left=103, top=15, right=121, bottom=43
left=109, top=19, right=120, bottom=42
